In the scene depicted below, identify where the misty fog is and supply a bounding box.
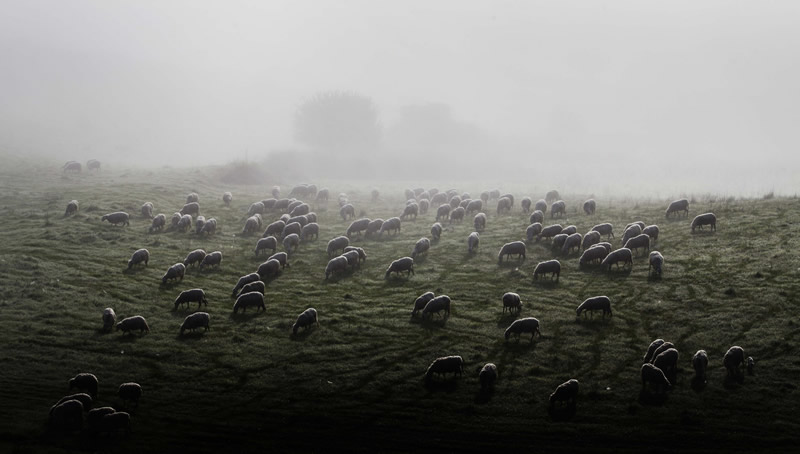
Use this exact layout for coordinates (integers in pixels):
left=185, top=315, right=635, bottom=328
left=1, top=1, right=798, bottom=196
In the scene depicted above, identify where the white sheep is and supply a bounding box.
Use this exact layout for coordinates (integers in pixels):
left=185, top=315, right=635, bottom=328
left=539, top=224, right=563, bottom=240
left=255, top=236, right=278, bottom=256
left=693, top=350, right=708, bottom=382
left=549, top=379, right=579, bottom=409
left=281, top=221, right=302, bottom=239
left=176, top=214, right=193, bottom=232
left=268, top=252, right=290, bottom=269
left=583, top=199, right=596, bottom=215
left=466, top=199, right=483, bottom=214
left=496, top=197, right=512, bottom=214
left=526, top=223, right=543, bottom=242
left=691, top=212, right=717, bottom=233
left=561, top=233, right=583, bottom=256
left=342, top=250, right=361, bottom=269
left=411, top=292, right=435, bottom=317
left=449, top=206, right=465, bottom=224
left=642, top=225, right=659, bottom=242
left=576, top=296, right=612, bottom=319
left=301, top=223, right=319, bottom=241
left=347, top=218, right=371, bottom=237
left=102, top=308, right=116, bottom=331
left=194, top=215, right=206, bottom=234
left=624, top=233, right=650, bottom=256
left=723, top=346, right=745, bottom=377
left=50, top=399, right=83, bottom=431
left=430, top=222, right=443, bottom=240
left=141, top=202, right=154, bottom=219
left=180, top=312, right=210, bottom=335
left=233, top=291, right=266, bottom=313
left=343, top=246, right=366, bottom=263
left=264, top=220, right=285, bottom=237
left=183, top=249, right=206, bottom=267
left=325, top=255, right=349, bottom=279
left=479, top=363, right=498, bottom=391
left=379, top=217, right=401, bottom=237
left=241, top=216, right=260, bottom=235
left=561, top=225, right=577, bottom=235
left=498, top=241, right=526, bottom=264
left=502, top=292, right=522, bottom=314
left=180, top=202, right=200, bottom=216
left=200, top=218, right=217, bottom=236
left=199, top=251, right=222, bottom=269
left=665, top=198, right=689, bottom=218
left=116, top=315, right=150, bottom=335
left=65, top=200, right=79, bottom=216
left=621, top=224, right=642, bottom=246
left=149, top=213, right=166, bottom=233
left=653, top=348, right=679, bottom=376
left=473, top=212, right=486, bottom=231
left=365, top=219, right=384, bottom=238
left=287, top=215, right=308, bottom=227
left=504, top=317, right=541, bottom=342
left=401, top=203, right=419, bottom=220
left=641, top=363, right=671, bottom=392
left=520, top=197, right=532, bottom=213
left=422, top=295, right=451, bottom=319
left=293, top=308, right=319, bottom=334
left=127, top=248, right=149, bottom=269
left=551, top=234, right=568, bottom=252
left=411, top=237, right=431, bottom=259
left=173, top=288, right=208, bottom=310
left=449, top=195, right=462, bottom=209
left=648, top=251, right=664, bottom=277
left=550, top=200, right=566, bottom=218
left=385, top=257, right=414, bottom=279
left=418, top=199, right=430, bottom=214
left=579, top=245, right=609, bottom=266
left=327, top=236, right=350, bottom=257
left=582, top=231, right=601, bottom=250
left=601, top=248, right=633, bottom=271
left=162, top=263, right=186, bottom=284
left=223, top=191, right=232, bottom=206
left=69, top=372, right=99, bottom=397
left=436, top=204, right=451, bottom=221
left=257, top=258, right=282, bottom=279
left=340, top=203, right=356, bottom=220
left=232, top=272, right=260, bottom=296
left=118, top=382, right=142, bottom=408
left=425, top=356, right=463, bottom=381
left=643, top=339, right=665, bottom=363
left=186, top=192, right=199, bottom=204
left=591, top=223, right=614, bottom=239
left=240, top=280, right=265, bottom=295
left=289, top=203, right=310, bottom=217
left=468, top=232, right=480, bottom=253
left=533, top=260, right=561, bottom=281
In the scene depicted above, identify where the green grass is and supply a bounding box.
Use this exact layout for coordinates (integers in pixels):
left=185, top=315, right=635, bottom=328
left=1, top=162, right=799, bottom=453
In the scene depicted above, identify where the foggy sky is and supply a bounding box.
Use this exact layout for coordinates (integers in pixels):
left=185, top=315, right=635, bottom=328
left=1, top=1, right=799, bottom=193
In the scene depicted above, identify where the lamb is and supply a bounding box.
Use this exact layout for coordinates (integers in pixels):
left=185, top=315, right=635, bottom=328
left=549, top=379, right=579, bottom=409
left=691, top=213, right=717, bottom=233
left=467, top=231, right=480, bottom=253
left=293, top=308, right=319, bottom=334
left=449, top=195, right=462, bottom=209
left=545, top=190, right=560, bottom=203
left=411, top=237, right=431, bottom=259
left=601, top=248, right=633, bottom=271
left=69, top=373, right=99, bottom=398
left=643, top=339, right=665, bottom=363
left=520, top=197, right=532, bottom=213
left=479, top=363, right=498, bottom=391
left=418, top=199, right=430, bottom=214
left=162, top=263, right=186, bottom=284
left=301, top=223, right=319, bottom=241
left=576, top=296, right=612, bottom=319
left=579, top=244, right=609, bottom=266
left=101, top=211, right=130, bottom=226
left=473, top=212, right=487, bottom=231
left=257, top=258, right=282, bottom=279
left=624, top=233, right=651, bottom=256
left=648, top=251, right=664, bottom=277
left=693, top=350, right=708, bottom=382
left=316, top=188, right=329, bottom=202
left=533, top=260, right=561, bottom=281
left=653, top=348, right=679, bottom=376
left=498, top=241, right=526, bottom=264
left=502, top=292, right=522, bottom=314
left=141, top=202, right=154, bottom=218
left=232, top=272, right=261, bottom=296
left=642, top=225, right=659, bottom=243
left=118, top=382, right=142, bottom=407
left=723, top=346, right=745, bottom=377
left=340, top=203, right=356, bottom=220
left=325, top=256, right=349, bottom=279
left=63, top=199, right=78, bottom=216
left=173, top=288, right=208, bottom=310
left=366, top=219, right=384, bottom=238
left=240, top=280, right=265, bottom=295
left=430, top=222, right=443, bottom=241
left=116, top=315, right=150, bottom=335
left=504, top=317, right=541, bottom=342
left=747, top=356, right=755, bottom=375
left=223, top=191, right=232, bottom=206
left=180, top=311, right=210, bottom=335
left=183, top=249, right=207, bottom=267
left=327, top=236, right=350, bottom=257
left=343, top=246, right=366, bottom=263
left=641, top=363, right=671, bottom=392
left=401, top=203, right=419, bottom=220
left=591, top=223, right=614, bottom=239
left=449, top=206, right=465, bottom=224
left=425, top=356, right=464, bottom=381
left=561, top=233, right=583, bottom=256
left=411, top=291, right=435, bottom=316
left=180, top=202, right=200, bottom=216
left=186, top=192, right=199, bottom=204
left=233, top=291, right=266, bottom=313
left=102, top=308, right=116, bottom=331
left=281, top=222, right=302, bottom=240
left=194, top=215, right=206, bottom=234
left=385, top=257, right=415, bottom=279
left=550, top=200, right=566, bottom=218
left=665, top=198, right=689, bottom=218
left=199, top=251, right=222, bottom=269
left=526, top=223, right=543, bottom=242
left=255, top=236, right=278, bottom=256
left=200, top=218, right=216, bottom=236
left=347, top=218, right=371, bottom=237
left=582, top=231, right=601, bottom=250
left=466, top=199, right=483, bottom=215
left=49, top=399, right=83, bottom=431
left=127, top=248, right=149, bottom=269
left=539, top=224, right=563, bottom=240
left=379, top=217, right=402, bottom=237
left=583, top=199, right=596, bottom=215
left=290, top=203, right=310, bottom=217
left=496, top=197, right=512, bottom=214
left=264, top=220, right=286, bottom=237
left=176, top=214, right=193, bottom=232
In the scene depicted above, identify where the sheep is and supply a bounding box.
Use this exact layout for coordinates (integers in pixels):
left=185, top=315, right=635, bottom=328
left=255, top=236, right=278, bottom=256
left=550, top=200, right=566, bottom=218
left=665, top=198, right=689, bottom=218
left=290, top=203, right=310, bottom=217
left=641, top=363, right=671, bottom=392
left=68, top=373, right=98, bottom=398
left=49, top=399, right=83, bottom=431
left=449, top=206, right=465, bottom=224
left=342, top=250, right=361, bottom=269
left=274, top=198, right=291, bottom=211
left=385, top=257, right=415, bottom=279
left=428, top=188, right=440, bottom=197
left=430, top=222, right=443, bottom=241
left=436, top=204, right=451, bottom=221
left=147, top=213, right=166, bottom=233
left=643, top=339, right=666, bottom=363
left=263, top=220, right=285, bottom=238
left=87, top=159, right=101, bottom=171
left=480, top=191, right=490, bottom=204
left=449, top=195, right=462, bottom=210
left=601, top=248, right=633, bottom=271
left=539, top=224, right=563, bottom=240
left=102, top=308, right=116, bottom=331
left=460, top=231, right=480, bottom=254
left=325, top=256, right=349, bottom=279
left=286, top=200, right=303, bottom=214
left=489, top=189, right=501, bottom=200
left=479, top=363, right=498, bottom=391
left=459, top=198, right=471, bottom=210
left=594, top=242, right=612, bottom=253
left=327, top=236, right=350, bottom=257
left=499, top=193, right=514, bottom=207
left=141, top=202, right=154, bottom=218
left=651, top=342, right=676, bottom=361
left=473, top=212, right=487, bottom=231
left=173, top=288, right=208, bottom=310
left=101, top=211, right=130, bottom=226
left=183, top=249, right=207, bottom=267
left=401, top=203, right=419, bottom=220
left=747, top=356, right=755, bottom=375
left=251, top=201, right=267, bottom=218
left=301, top=222, right=319, bottom=241
left=591, top=223, right=614, bottom=239
left=532, top=200, right=546, bottom=216
left=180, top=202, right=200, bottom=217
left=545, top=190, right=560, bottom=203
left=340, top=203, right=356, bottom=221
left=582, top=231, right=601, bottom=250
left=240, top=280, right=265, bottom=295
left=642, top=225, right=659, bottom=243
left=200, top=218, right=217, bottom=236
left=233, top=291, right=266, bottom=313
left=498, top=241, right=526, bottom=264
left=363, top=219, right=383, bottom=238
left=261, top=198, right=277, bottom=211
left=549, top=379, right=579, bottom=409
left=624, top=221, right=645, bottom=234
left=576, top=296, right=612, bottom=319
left=579, top=245, right=609, bottom=266
left=425, top=356, right=464, bottom=381
left=552, top=234, right=569, bottom=252
left=199, top=251, right=222, bottom=269
left=232, top=272, right=260, bottom=296
left=504, top=317, right=541, bottom=342
left=287, top=215, right=308, bottom=228
left=411, top=292, right=435, bottom=316
left=561, top=233, right=583, bottom=256
left=624, top=233, right=651, bottom=256
left=347, top=218, right=371, bottom=237
left=97, top=411, right=131, bottom=434
left=723, top=346, right=745, bottom=377
left=417, top=199, right=430, bottom=215
left=117, top=382, right=142, bottom=408
left=502, top=292, right=522, bottom=314
left=496, top=197, right=512, bottom=214
left=127, top=248, right=149, bottom=269
left=583, top=199, right=596, bottom=215
left=412, top=237, right=431, bottom=259
left=431, top=193, right=448, bottom=206
left=379, top=217, right=402, bottom=237
left=281, top=222, right=302, bottom=239
left=691, top=212, right=717, bottom=233
left=648, top=251, right=664, bottom=277
left=315, top=188, right=329, bottom=202
left=404, top=188, right=415, bottom=200
left=653, top=348, right=679, bottom=376
left=693, top=350, right=708, bottom=382
left=529, top=210, right=544, bottom=225
left=176, top=214, right=193, bottom=232
left=180, top=311, right=210, bottom=335
left=162, top=263, right=186, bottom=284
left=63, top=161, right=82, bottom=173
left=289, top=184, right=309, bottom=198
left=87, top=407, right=116, bottom=429
left=194, top=215, right=206, bottom=234
left=466, top=199, right=483, bottom=215
left=561, top=225, right=577, bottom=235
left=526, top=223, right=543, bottom=242
left=242, top=216, right=260, bottom=235
left=51, top=393, right=93, bottom=416
left=223, top=191, right=232, bottom=206
left=520, top=197, right=532, bottom=213
left=533, top=260, right=561, bottom=281
left=116, top=315, right=150, bottom=335
left=293, top=308, right=319, bottom=334
left=186, top=192, right=199, bottom=204
left=258, top=258, right=282, bottom=279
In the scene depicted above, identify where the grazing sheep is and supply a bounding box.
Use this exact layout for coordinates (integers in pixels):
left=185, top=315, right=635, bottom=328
left=287, top=215, right=308, bottom=228
left=385, top=257, right=415, bottom=279
left=365, top=219, right=384, bottom=238
left=499, top=193, right=514, bottom=207
left=591, top=223, right=614, bottom=239
left=449, top=195, right=462, bottom=210
left=561, top=233, right=583, bottom=256
left=480, top=191, right=490, bottom=204
left=96, top=411, right=131, bottom=434
left=49, top=399, right=83, bottom=431
left=550, top=200, right=566, bottom=218
left=521, top=197, right=532, bottom=213
left=347, top=218, right=371, bottom=237
left=404, top=189, right=415, bottom=200
left=534, top=200, right=547, bottom=215
left=601, top=248, right=633, bottom=271
left=582, top=231, right=601, bottom=250
left=101, top=211, right=130, bottom=226
left=552, top=234, right=569, bottom=252
left=258, top=258, right=282, bottom=279
left=430, top=222, right=443, bottom=241
left=176, top=214, right=193, bottom=232
left=479, top=363, right=498, bottom=391
left=87, top=407, right=116, bottom=429
left=643, top=339, right=666, bottom=363
left=186, top=192, right=199, bottom=204
left=102, top=308, right=116, bottom=331
left=370, top=188, right=380, bottom=201
left=180, top=202, right=200, bottom=217
left=653, top=348, right=679, bottom=376
left=116, top=315, right=150, bottom=335
left=232, top=272, right=261, bottom=296
left=199, top=218, right=217, bottom=236
left=418, top=199, right=430, bottom=214
left=263, top=220, right=285, bottom=238
left=533, top=260, right=561, bottom=281
left=550, top=379, right=579, bottom=408
left=648, top=251, right=664, bottom=277
left=449, top=206, right=465, bottom=224
left=625, top=221, right=646, bottom=232
left=489, top=189, right=501, bottom=200
left=624, top=233, right=651, bottom=256
left=223, top=191, right=232, bottom=206
left=458, top=198, right=471, bottom=210
left=411, top=291, right=435, bottom=316
left=340, top=203, right=356, bottom=221
left=327, top=236, right=350, bottom=257
left=240, top=280, right=265, bottom=295
left=287, top=200, right=303, bottom=214
left=504, top=317, right=541, bottom=342
left=63, top=161, right=82, bottom=173
left=293, top=308, right=319, bottom=334
left=233, top=291, right=266, bottom=313
left=436, top=204, right=451, bottom=221
left=583, top=199, right=596, bottom=215
left=127, top=248, right=149, bottom=269
left=162, top=263, right=186, bottom=284
left=255, top=236, right=278, bottom=256
left=180, top=312, right=210, bottom=335
left=641, top=363, right=671, bottom=392
left=425, top=356, right=463, bottom=381
left=466, top=199, right=483, bottom=215
left=194, top=216, right=206, bottom=234
left=315, top=188, right=329, bottom=202
left=693, top=350, right=708, bottom=382
left=539, top=224, right=563, bottom=240
left=260, top=198, right=277, bottom=211
left=691, top=213, right=717, bottom=233
left=268, top=252, right=290, bottom=269
left=561, top=225, right=577, bottom=236
left=379, top=217, right=402, bottom=237
left=325, top=255, right=349, bottom=279
left=268, top=186, right=280, bottom=199
left=148, top=214, right=166, bottom=233
left=274, top=198, right=291, bottom=212
left=665, top=198, right=689, bottom=218
left=502, top=292, right=522, bottom=314
left=723, top=346, right=745, bottom=377
left=431, top=192, right=448, bottom=205
left=343, top=246, right=367, bottom=264
left=642, top=225, right=659, bottom=243
left=118, top=382, right=142, bottom=407
left=342, top=250, right=361, bottom=269
left=248, top=202, right=265, bottom=217
left=140, top=202, right=154, bottom=219
left=51, top=393, right=93, bottom=416
left=579, top=245, right=609, bottom=266
left=412, top=237, right=431, bottom=259
left=199, top=251, right=222, bottom=269
left=529, top=210, right=544, bottom=224
left=594, top=242, right=612, bottom=253
left=402, top=203, right=419, bottom=220
left=526, top=223, right=543, bottom=242
left=242, top=216, right=260, bottom=235
left=473, top=212, right=487, bottom=232
left=69, top=373, right=99, bottom=398
left=301, top=222, right=319, bottom=241
left=498, top=241, right=526, bottom=264
left=183, top=249, right=207, bottom=267
left=576, top=296, right=612, bottom=319
left=545, top=190, right=560, bottom=203
left=87, top=159, right=101, bottom=171
left=496, top=197, right=512, bottom=214
left=290, top=203, right=310, bottom=217
left=651, top=342, right=676, bottom=361
left=173, top=288, right=208, bottom=310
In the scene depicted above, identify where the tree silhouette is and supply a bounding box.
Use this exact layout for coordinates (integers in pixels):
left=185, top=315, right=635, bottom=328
left=294, top=91, right=381, bottom=153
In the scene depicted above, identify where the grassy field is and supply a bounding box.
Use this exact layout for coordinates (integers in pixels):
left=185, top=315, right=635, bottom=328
left=1, top=160, right=799, bottom=453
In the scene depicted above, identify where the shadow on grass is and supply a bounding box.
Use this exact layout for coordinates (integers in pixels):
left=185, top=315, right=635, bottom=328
left=229, top=311, right=265, bottom=322
left=503, top=338, right=539, bottom=352
left=474, top=387, right=494, bottom=404
left=532, top=278, right=560, bottom=289
left=423, top=377, right=460, bottom=393
left=639, top=389, right=669, bottom=406
left=496, top=313, right=521, bottom=329
left=121, top=266, right=147, bottom=276
left=723, top=374, right=745, bottom=389
left=290, top=326, right=316, bottom=341
left=691, top=376, right=708, bottom=392
left=548, top=402, right=577, bottom=421
left=176, top=331, right=207, bottom=341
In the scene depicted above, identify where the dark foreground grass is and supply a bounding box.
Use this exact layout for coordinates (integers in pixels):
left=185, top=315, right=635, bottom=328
left=0, top=162, right=799, bottom=453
